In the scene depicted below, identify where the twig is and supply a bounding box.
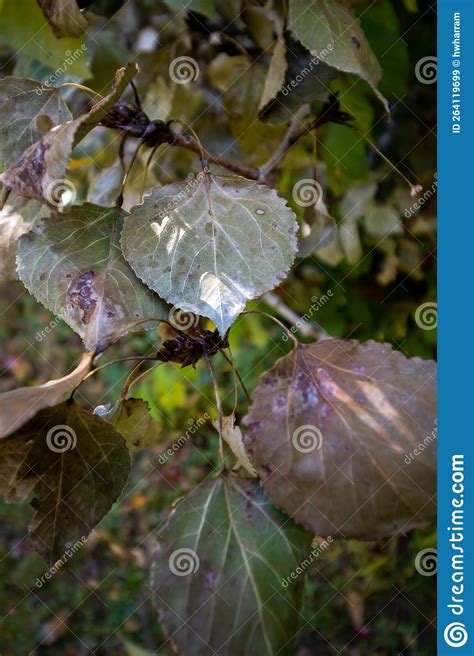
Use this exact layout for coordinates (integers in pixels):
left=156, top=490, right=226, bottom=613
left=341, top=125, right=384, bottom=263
left=168, top=131, right=260, bottom=180
left=259, top=105, right=311, bottom=178
left=262, top=292, right=329, bottom=341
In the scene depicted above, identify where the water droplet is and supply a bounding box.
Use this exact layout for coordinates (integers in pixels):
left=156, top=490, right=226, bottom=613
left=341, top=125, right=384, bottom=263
left=256, top=209, right=265, bottom=215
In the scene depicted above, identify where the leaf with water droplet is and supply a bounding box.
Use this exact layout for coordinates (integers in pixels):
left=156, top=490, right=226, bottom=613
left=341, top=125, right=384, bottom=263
left=121, top=173, right=298, bottom=334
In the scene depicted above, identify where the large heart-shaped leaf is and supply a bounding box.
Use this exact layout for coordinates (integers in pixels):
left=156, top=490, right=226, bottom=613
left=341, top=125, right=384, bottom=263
left=288, top=0, right=388, bottom=110
left=151, top=474, right=311, bottom=656
left=0, top=352, right=93, bottom=438
left=243, top=339, right=437, bottom=539
left=121, top=173, right=298, bottom=334
left=0, top=77, right=72, bottom=169
left=0, top=401, right=130, bottom=564
left=17, top=204, right=169, bottom=351
left=0, top=63, right=137, bottom=204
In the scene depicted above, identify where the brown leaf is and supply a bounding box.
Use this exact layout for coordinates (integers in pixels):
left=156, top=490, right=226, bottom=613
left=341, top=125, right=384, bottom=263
left=243, top=339, right=437, bottom=539
left=0, top=352, right=93, bottom=438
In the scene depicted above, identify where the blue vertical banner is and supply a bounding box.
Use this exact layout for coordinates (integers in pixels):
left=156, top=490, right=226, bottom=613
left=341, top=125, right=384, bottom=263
left=438, top=1, right=474, bottom=654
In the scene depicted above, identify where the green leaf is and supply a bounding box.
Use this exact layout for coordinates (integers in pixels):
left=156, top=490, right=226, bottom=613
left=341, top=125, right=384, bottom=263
left=17, top=204, right=169, bottom=351
left=0, top=192, right=48, bottom=282
left=87, top=159, right=124, bottom=206
left=363, top=203, right=403, bottom=238
left=298, top=201, right=337, bottom=257
left=288, top=0, right=388, bottom=110
left=163, top=0, right=215, bottom=20
left=121, top=173, right=298, bottom=334
left=258, top=35, right=288, bottom=113
left=260, top=33, right=337, bottom=125
left=0, top=352, right=93, bottom=438
left=360, top=0, right=410, bottom=99
left=37, top=0, right=87, bottom=38
left=322, top=124, right=370, bottom=193
left=151, top=475, right=312, bottom=656
left=0, top=63, right=138, bottom=204
left=207, top=54, right=281, bottom=159
left=0, top=77, right=72, bottom=169
left=0, top=0, right=90, bottom=77
left=243, top=339, right=437, bottom=539
left=0, top=401, right=130, bottom=564
left=242, top=6, right=279, bottom=51
left=94, top=398, right=161, bottom=452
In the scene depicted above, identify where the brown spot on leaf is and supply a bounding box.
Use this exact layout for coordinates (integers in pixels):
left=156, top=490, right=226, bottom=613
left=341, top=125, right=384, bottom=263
left=69, top=271, right=97, bottom=325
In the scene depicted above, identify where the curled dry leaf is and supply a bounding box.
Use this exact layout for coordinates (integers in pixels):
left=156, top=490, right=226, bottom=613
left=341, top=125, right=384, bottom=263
left=0, top=352, right=93, bottom=438
left=0, top=63, right=138, bottom=204
left=0, top=76, right=72, bottom=169
left=0, top=192, right=48, bottom=282
left=243, top=339, right=437, bottom=539
left=17, top=204, right=169, bottom=351
left=0, top=401, right=130, bottom=564
left=151, top=474, right=311, bottom=656
left=121, top=172, right=298, bottom=334
left=213, top=414, right=256, bottom=476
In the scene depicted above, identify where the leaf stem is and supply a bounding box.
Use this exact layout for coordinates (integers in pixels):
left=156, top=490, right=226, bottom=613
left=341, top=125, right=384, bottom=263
left=357, top=130, right=423, bottom=196
left=205, top=354, right=226, bottom=468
